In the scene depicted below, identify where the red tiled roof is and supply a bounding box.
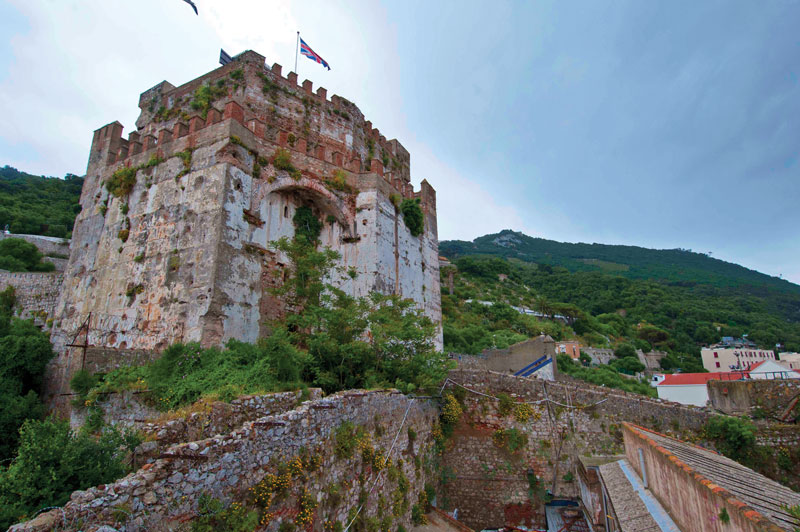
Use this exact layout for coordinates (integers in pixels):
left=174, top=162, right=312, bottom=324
left=658, top=372, right=746, bottom=386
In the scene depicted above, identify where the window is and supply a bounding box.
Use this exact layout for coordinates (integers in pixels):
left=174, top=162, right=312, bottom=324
left=714, top=353, right=718, bottom=358
left=716, top=362, right=720, bottom=368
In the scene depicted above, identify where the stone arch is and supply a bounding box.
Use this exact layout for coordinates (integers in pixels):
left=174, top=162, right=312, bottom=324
left=264, top=175, right=356, bottom=238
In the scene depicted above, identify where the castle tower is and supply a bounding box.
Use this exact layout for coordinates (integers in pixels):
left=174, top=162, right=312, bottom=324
left=47, top=51, right=441, bottom=405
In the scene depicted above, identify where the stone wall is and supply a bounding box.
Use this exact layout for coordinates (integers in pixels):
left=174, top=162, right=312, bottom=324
left=0, top=271, right=63, bottom=326
left=12, top=389, right=438, bottom=532
left=708, top=378, right=800, bottom=419
left=438, top=370, right=800, bottom=530
left=71, top=389, right=322, bottom=448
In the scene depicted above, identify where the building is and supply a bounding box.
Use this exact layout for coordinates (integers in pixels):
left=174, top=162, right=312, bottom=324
left=655, top=372, right=739, bottom=406
left=701, top=345, right=775, bottom=372
left=779, top=352, right=800, bottom=371
left=656, top=363, right=799, bottom=406
left=470, top=335, right=557, bottom=380
left=745, top=360, right=800, bottom=379
left=46, top=50, right=441, bottom=406
left=582, top=347, right=614, bottom=366
left=555, top=341, right=582, bottom=359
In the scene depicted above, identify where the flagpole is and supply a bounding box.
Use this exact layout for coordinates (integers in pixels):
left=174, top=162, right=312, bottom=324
left=295, top=31, right=299, bottom=73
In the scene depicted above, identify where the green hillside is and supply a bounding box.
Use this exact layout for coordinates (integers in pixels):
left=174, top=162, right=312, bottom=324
left=442, top=230, right=799, bottom=293
left=441, top=230, right=800, bottom=323
left=440, top=232, right=800, bottom=369
left=0, top=166, right=83, bottom=238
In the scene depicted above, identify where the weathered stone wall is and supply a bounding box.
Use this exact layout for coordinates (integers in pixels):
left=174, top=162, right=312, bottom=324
left=12, top=389, right=438, bottom=532
left=708, top=378, right=800, bottom=419
left=47, top=50, right=441, bottom=408
left=438, top=370, right=800, bottom=530
left=70, top=389, right=323, bottom=450
left=478, top=336, right=555, bottom=375
left=0, top=271, right=63, bottom=326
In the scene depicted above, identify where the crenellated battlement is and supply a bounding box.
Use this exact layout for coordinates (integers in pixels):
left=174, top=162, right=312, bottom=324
left=89, top=50, right=421, bottom=202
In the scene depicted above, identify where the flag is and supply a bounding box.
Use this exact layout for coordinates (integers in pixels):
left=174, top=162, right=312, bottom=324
left=219, top=49, right=232, bottom=66
left=300, top=38, right=330, bottom=70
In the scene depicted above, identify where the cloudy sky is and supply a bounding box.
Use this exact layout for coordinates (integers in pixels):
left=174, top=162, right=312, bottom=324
left=1, top=0, right=798, bottom=283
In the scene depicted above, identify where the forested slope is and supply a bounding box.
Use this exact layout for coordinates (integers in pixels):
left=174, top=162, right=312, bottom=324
left=0, top=166, right=83, bottom=238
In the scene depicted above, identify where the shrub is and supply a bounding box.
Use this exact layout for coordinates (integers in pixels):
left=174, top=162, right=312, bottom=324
left=497, top=393, right=514, bottom=416
left=0, top=238, right=55, bottom=272
left=492, top=428, right=528, bottom=453
left=0, top=317, right=53, bottom=460
left=191, top=493, right=258, bottom=532
left=107, top=166, right=138, bottom=197
left=399, top=198, right=423, bottom=237
left=190, top=83, right=227, bottom=119
left=704, top=415, right=759, bottom=465
left=440, top=393, right=463, bottom=435
left=0, top=419, right=130, bottom=530
left=273, top=149, right=301, bottom=179
left=293, top=206, right=322, bottom=244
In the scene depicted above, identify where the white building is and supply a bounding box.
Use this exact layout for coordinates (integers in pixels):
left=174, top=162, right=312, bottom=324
left=701, top=346, right=775, bottom=373
left=655, top=373, right=730, bottom=406
left=746, top=360, right=800, bottom=379
left=778, top=352, right=800, bottom=371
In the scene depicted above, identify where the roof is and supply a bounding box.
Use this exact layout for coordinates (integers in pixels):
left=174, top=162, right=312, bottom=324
left=658, top=372, right=745, bottom=386
left=627, top=425, right=800, bottom=531
left=598, top=459, right=680, bottom=531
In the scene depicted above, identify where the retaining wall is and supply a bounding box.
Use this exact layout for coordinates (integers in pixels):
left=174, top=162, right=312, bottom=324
left=708, top=379, right=800, bottom=419
left=11, top=389, right=438, bottom=532
left=0, top=271, right=63, bottom=326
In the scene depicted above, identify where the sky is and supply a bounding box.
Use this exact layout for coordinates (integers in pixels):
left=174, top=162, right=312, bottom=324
left=0, top=0, right=798, bottom=283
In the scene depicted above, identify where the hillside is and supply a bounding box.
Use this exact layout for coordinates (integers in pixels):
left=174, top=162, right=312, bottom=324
left=442, top=230, right=800, bottom=295
left=439, top=233, right=800, bottom=365
left=0, top=165, right=83, bottom=238
left=441, top=230, right=800, bottom=324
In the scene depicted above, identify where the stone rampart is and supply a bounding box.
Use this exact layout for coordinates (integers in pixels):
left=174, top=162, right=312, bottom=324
left=71, top=389, right=322, bottom=447
left=12, top=389, right=438, bottom=532
left=0, top=271, right=63, bottom=326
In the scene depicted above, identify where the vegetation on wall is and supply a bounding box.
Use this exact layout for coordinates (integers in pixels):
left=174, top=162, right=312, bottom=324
left=86, top=226, right=451, bottom=410
left=0, top=166, right=83, bottom=238
left=399, top=199, right=424, bottom=237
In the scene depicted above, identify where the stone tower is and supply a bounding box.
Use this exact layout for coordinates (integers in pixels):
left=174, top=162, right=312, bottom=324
left=47, top=50, right=441, bottom=404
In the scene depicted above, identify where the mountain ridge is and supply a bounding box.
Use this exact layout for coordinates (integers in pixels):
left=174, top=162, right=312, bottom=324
left=441, top=229, right=800, bottom=296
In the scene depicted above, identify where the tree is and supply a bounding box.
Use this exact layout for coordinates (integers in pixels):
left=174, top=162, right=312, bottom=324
left=0, top=419, right=129, bottom=529
left=0, top=314, right=53, bottom=461
left=0, top=238, right=54, bottom=272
